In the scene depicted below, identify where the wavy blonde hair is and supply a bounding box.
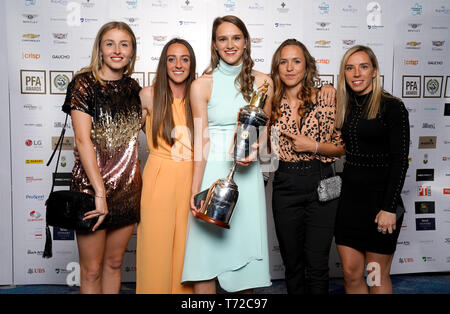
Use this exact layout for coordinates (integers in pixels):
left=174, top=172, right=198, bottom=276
left=270, top=39, right=318, bottom=123
left=78, top=21, right=137, bottom=85
left=205, top=15, right=254, bottom=102
left=336, top=45, right=384, bottom=128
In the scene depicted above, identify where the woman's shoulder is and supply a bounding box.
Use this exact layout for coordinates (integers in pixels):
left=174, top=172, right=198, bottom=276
left=381, top=92, right=408, bottom=121
left=252, top=70, right=271, bottom=81
left=126, top=75, right=142, bottom=91
left=382, top=92, right=406, bottom=111
left=191, top=73, right=213, bottom=91
left=139, top=85, right=154, bottom=111
left=71, top=71, right=94, bottom=85
left=252, top=70, right=273, bottom=89
left=139, top=85, right=154, bottom=98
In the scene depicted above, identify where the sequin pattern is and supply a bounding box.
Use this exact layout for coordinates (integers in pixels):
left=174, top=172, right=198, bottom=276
left=62, top=72, right=142, bottom=227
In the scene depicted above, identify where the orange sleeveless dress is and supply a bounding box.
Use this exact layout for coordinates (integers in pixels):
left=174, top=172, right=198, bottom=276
left=136, top=98, right=194, bottom=293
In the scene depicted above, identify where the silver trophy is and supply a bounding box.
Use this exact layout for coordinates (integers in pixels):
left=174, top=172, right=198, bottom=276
left=194, top=162, right=238, bottom=229
left=193, top=82, right=269, bottom=229
left=233, top=81, right=270, bottom=161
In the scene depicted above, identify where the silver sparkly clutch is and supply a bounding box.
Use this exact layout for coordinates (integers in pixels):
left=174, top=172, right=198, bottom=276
left=317, top=175, right=342, bottom=202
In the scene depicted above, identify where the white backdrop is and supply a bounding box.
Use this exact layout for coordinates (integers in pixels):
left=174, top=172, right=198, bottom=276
left=0, top=0, right=13, bottom=286
left=1, top=0, right=449, bottom=286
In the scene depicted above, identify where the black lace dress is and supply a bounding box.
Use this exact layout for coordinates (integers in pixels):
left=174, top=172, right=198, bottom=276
left=335, top=92, right=410, bottom=254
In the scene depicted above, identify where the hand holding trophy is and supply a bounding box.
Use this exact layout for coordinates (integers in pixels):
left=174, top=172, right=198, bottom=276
left=193, top=82, right=270, bottom=229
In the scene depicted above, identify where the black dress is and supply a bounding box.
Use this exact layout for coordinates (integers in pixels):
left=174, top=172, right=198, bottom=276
left=334, top=92, right=410, bottom=254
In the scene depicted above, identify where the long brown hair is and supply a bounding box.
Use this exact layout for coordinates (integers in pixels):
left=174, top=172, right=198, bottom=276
left=205, top=15, right=254, bottom=102
left=336, top=45, right=384, bottom=128
left=78, top=21, right=137, bottom=84
left=151, top=38, right=196, bottom=148
left=270, top=39, right=318, bottom=123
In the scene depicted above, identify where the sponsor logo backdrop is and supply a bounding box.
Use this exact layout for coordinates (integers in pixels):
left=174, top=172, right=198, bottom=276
left=2, top=0, right=449, bottom=285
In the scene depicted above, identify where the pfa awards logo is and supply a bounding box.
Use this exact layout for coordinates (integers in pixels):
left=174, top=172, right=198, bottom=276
left=20, top=70, right=46, bottom=94
left=402, top=76, right=421, bottom=98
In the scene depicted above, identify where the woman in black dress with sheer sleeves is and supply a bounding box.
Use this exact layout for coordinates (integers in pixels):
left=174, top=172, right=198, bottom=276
left=334, top=45, right=410, bottom=294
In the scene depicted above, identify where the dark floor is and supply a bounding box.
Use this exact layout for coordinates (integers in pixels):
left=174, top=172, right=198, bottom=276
left=1, top=272, right=450, bottom=294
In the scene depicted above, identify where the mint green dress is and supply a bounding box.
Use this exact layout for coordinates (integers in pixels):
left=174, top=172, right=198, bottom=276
left=181, top=60, right=271, bottom=292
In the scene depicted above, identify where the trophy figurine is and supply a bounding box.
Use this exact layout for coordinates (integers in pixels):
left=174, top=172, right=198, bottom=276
left=193, top=82, right=270, bottom=229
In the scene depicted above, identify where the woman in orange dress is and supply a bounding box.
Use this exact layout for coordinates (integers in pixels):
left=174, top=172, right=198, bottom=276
left=136, top=38, right=196, bottom=293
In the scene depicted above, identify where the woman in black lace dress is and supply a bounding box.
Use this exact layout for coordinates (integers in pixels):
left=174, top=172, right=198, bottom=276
left=334, top=45, right=410, bottom=294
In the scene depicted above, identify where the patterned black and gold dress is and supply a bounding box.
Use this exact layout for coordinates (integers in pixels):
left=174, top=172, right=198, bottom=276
left=62, top=71, right=142, bottom=228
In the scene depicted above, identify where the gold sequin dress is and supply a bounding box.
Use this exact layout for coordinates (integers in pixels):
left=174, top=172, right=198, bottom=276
left=62, top=71, right=142, bottom=228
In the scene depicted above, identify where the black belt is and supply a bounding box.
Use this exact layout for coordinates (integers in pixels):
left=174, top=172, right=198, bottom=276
left=277, top=159, right=328, bottom=174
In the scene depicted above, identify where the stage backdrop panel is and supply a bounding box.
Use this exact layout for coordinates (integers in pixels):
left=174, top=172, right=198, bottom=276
left=4, top=0, right=450, bottom=285
left=390, top=0, right=450, bottom=274
left=0, top=0, right=13, bottom=286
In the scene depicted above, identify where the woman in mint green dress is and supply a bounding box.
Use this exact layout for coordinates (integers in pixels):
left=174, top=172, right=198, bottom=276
left=181, top=15, right=274, bottom=293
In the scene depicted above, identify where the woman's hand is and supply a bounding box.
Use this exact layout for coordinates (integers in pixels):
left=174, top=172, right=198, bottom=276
left=189, top=193, right=202, bottom=217
left=235, top=141, right=259, bottom=166
left=281, top=130, right=316, bottom=153
left=375, top=210, right=396, bottom=234
left=317, top=84, right=336, bottom=106
left=84, top=195, right=109, bottom=232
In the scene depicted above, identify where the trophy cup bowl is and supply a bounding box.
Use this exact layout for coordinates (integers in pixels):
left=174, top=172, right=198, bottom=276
left=194, top=163, right=238, bottom=229
left=233, top=106, right=269, bottom=161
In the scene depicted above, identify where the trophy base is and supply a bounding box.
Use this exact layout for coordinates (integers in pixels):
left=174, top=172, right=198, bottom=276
left=195, top=212, right=230, bottom=229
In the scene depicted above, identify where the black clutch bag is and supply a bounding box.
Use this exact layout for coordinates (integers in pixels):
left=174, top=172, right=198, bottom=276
left=45, top=190, right=96, bottom=231
left=42, top=114, right=99, bottom=258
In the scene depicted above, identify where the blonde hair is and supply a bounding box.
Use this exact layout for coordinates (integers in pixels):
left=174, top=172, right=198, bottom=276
left=78, top=21, right=137, bottom=85
left=336, top=45, right=385, bottom=128
left=205, top=15, right=254, bottom=102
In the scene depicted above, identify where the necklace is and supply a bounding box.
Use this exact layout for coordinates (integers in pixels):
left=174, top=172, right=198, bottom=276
left=353, top=93, right=370, bottom=107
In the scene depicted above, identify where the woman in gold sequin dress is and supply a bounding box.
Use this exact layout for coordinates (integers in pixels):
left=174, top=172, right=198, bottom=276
left=61, top=22, right=142, bottom=294
left=136, top=38, right=196, bottom=294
